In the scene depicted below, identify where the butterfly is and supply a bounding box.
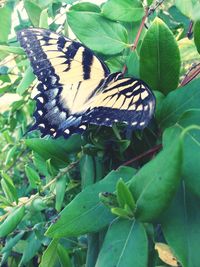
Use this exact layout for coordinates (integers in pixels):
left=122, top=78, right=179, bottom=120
left=17, top=28, right=155, bottom=138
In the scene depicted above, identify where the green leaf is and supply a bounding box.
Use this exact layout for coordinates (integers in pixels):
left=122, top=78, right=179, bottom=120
left=111, top=207, right=130, bottom=219
left=126, top=51, right=139, bottom=77
left=105, top=56, right=124, bottom=73
left=0, top=5, right=12, bottom=43
left=154, top=90, right=165, bottom=119
left=0, top=207, right=25, bottom=238
left=39, top=8, right=49, bottom=28
left=55, top=175, right=67, bottom=212
left=147, top=0, right=153, bottom=5
left=129, top=138, right=182, bottom=222
left=0, top=195, right=12, bottom=207
left=96, top=219, right=148, bottom=267
left=24, top=0, right=42, bottom=27
left=102, top=0, right=144, bottom=22
left=67, top=11, right=128, bottom=55
left=39, top=239, right=59, bottom=267
left=46, top=167, right=136, bottom=238
left=0, top=45, right=24, bottom=55
left=1, top=231, right=25, bottom=253
left=160, top=184, right=200, bottom=267
left=16, top=66, right=35, bottom=95
left=25, top=165, right=41, bottom=189
left=69, top=2, right=101, bottom=12
left=116, top=179, right=135, bottom=210
left=140, top=17, right=181, bottom=94
left=157, top=78, right=200, bottom=129
left=194, top=20, right=200, bottom=54
left=19, top=232, right=42, bottom=265
left=0, top=172, right=18, bottom=203
left=80, top=154, right=95, bottom=188
left=25, top=135, right=84, bottom=168
left=31, top=198, right=46, bottom=211
left=5, top=146, right=17, bottom=165
left=175, top=0, right=200, bottom=21
left=57, top=244, right=72, bottom=267
left=163, top=110, right=200, bottom=198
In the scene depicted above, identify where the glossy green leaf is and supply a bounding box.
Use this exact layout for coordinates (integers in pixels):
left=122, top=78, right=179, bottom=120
left=80, top=154, right=95, bottom=188
left=129, top=138, right=182, bottom=222
left=19, top=232, right=42, bottom=265
left=160, top=184, right=200, bottom=267
left=0, top=195, right=12, bottom=207
left=39, top=239, right=59, bottom=267
left=105, top=56, right=124, bottom=73
left=116, top=179, right=135, bottom=210
left=0, top=172, right=18, bottom=203
left=0, top=207, right=25, bottom=238
left=25, top=165, right=41, bottom=189
left=39, top=8, right=49, bottom=28
left=126, top=51, right=139, bottom=77
left=5, top=146, right=17, bottom=165
left=33, top=152, right=49, bottom=177
left=31, top=198, right=46, bottom=211
left=16, top=66, right=35, bottom=95
left=194, top=20, right=200, bottom=54
left=147, top=0, right=153, bottom=5
left=154, top=90, right=165, bottom=119
left=0, top=45, right=24, bottom=55
left=96, top=219, right=148, bottom=267
left=24, top=0, right=42, bottom=27
left=46, top=167, right=136, bottom=238
left=55, top=175, right=67, bottom=212
left=57, top=244, right=72, bottom=267
left=67, top=11, right=128, bottom=55
left=111, top=207, right=130, bottom=219
left=157, top=78, right=200, bottom=129
left=140, top=17, right=181, bottom=94
left=0, top=5, right=12, bottom=43
left=25, top=135, right=84, bottom=168
left=175, top=0, right=200, bottom=21
left=163, top=110, right=200, bottom=198
left=102, top=0, right=144, bottom=22
left=1, top=231, right=25, bottom=253
left=69, top=2, right=101, bottom=12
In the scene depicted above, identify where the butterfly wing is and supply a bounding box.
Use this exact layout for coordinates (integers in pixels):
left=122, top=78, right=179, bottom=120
left=81, top=73, right=155, bottom=130
left=17, top=28, right=110, bottom=137
left=18, top=28, right=155, bottom=138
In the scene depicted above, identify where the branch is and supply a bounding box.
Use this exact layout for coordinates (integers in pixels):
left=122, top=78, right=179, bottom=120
left=122, top=144, right=162, bottom=166
left=0, top=161, right=79, bottom=222
left=180, top=63, right=200, bottom=87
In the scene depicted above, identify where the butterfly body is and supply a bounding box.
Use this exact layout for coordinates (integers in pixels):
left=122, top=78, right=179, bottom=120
left=17, top=28, right=155, bottom=138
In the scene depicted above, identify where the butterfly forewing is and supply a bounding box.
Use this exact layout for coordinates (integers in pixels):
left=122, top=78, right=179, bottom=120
left=17, top=28, right=155, bottom=138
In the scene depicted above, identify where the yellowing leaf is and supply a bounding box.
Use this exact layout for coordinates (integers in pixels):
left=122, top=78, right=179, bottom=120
left=155, top=243, right=179, bottom=267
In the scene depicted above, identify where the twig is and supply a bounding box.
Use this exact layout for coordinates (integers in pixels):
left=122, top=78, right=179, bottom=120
left=0, top=161, right=79, bottom=222
left=122, top=8, right=149, bottom=75
left=122, top=0, right=166, bottom=75
left=131, top=8, right=149, bottom=51
left=122, top=144, right=162, bottom=166
left=148, top=0, right=165, bottom=16
left=187, top=20, right=193, bottom=39
left=180, top=63, right=200, bottom=87
left=0, top=55, right=18, bottom=68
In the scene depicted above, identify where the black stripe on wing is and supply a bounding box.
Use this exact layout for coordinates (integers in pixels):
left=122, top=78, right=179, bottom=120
left=82, top=74, right=156, bottom=130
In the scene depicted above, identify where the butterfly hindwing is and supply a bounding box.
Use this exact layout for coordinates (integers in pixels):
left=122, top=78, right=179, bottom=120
left=82, top=73, right=155, bottom=129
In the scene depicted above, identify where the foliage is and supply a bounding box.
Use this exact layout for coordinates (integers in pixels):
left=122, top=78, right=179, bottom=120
left=0, top=0, right=200, bottom=266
